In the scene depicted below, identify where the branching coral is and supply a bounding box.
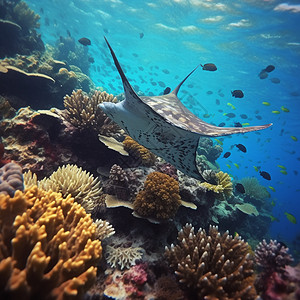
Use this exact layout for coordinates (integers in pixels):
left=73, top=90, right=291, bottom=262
left=13, top=1, right=40, bottom=31
left=165, top=224, right=257, bottom=299
left=0, top=186, right=102, bottom=300
left=123, top=135, right=156, bottom=166
left=240, top=177, right=269, bottom=201
left=105, top=245, right=143, bottom=270
left=0, top=162, right=23, bottom=197
left=63, top=89, right=120, bottom=136
left=133, top=171, right=181, bottom=220
left=200, top=171, right=233, bottom=200
left=37, top=164, right=102, bottom=213
left=94, top=219, right=115, bottom=241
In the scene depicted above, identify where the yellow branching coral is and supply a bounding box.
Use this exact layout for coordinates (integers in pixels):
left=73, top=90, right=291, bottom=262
left=165, top=224, right=257, bottom=300
left=123, top=135, right=156, bottom=166
left=200, top=171, right=233, bottom=199
left=0, top=186, right=102, bottom=300
left=63, top=89, right=120, bottom=136
left=133, top=172, right=181, bottom=220
left=36, top=164, right=102, bottom=213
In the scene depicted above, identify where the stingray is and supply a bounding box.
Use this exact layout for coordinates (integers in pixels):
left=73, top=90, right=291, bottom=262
left=99, top=38, right=272, bottom=180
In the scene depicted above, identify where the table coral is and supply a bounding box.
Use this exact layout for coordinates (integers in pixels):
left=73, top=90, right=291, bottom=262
left=0, top=186, right=102, bottom=300
left=133, top=171, right=181, bottom=220
left=165, top=224, right=257, bottom=299
left=0, top=162, right=23, bottom=197
left=123, top=135, right=156, bottom=166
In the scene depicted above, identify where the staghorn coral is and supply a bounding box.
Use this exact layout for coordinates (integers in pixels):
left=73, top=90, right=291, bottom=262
left=0, top=186, right=102, bottom=300
left=38, top=164, right=102, bottom=213
left=199, top=170, right=233, bottom=200
left=165, top=224, right=257, bottom=299
left=240, top=177, right=269, bottom=202
left=0, top=162, right=23, bottom=197
left=133, top=171, right=181, bottom=220
left=123, top=135, right=156, bottom=166
left=255, top=239, right=293, bottom=274
left=63, top=89, right=120, bottom=136
left=105, top=245, right=143, bottom=270
left=94, top=219, right=115, bottom=241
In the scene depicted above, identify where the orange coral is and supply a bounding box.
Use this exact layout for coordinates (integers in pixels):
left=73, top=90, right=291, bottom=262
left=133, top=172, right=181, bottom=220
left=0, top=186, right=102, bottom=300
left=123, top=136, right=156, bottom=166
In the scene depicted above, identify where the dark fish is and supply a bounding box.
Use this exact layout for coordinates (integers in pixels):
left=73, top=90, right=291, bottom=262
left=240, top=114, right=248, bottom=119
left=88, top=57, right=95, bottom=63
left=218, top=122, right=225, bottom=127
left=67, top=29, right=71, bottom=37
left=206, top=91, right=213, bottom=95
left=162, top=69, right=170, bottom=74
left=201, top=63, right=217, bottom=71
left=231, top=90, right=244, bottom=98
left=255, top=115, right=262, bottom=120
left=234, top=122, right=243, bottom=127
left=259, top=170, right=271, bottom=180
left=78, top=37, right=91, bottom=46
left=226, top=113, right=236, bottom=118
left=40, top=7, right=44, bottom=14
left=264, top=65, right=275, bottom=73
left=139, top=32, right=144, bottom=39
left=158, top=81, right=166, bottom=88
left=235, top=183, right=245, bottom=193
left=223, top=151, right=231, bottom=158
left=163, top=87, right=171, bottom=95
left=259, top=71, right=268, bottom=79
left=216, top=99, right=220, bottom=105
left=103, top=28, right=108, bottom=34
left=235, top=143, right=247, bottom=153
left=270, top=77, right=280, bottom=84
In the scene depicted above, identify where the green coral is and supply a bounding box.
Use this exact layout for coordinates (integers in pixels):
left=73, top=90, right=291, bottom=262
left=240, top=177, right=269, bottom=201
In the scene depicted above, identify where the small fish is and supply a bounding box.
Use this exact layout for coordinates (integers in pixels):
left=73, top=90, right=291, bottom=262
left=281, top=106, right=289, bottom=112
left=291, top=136, right=298, bottom=141
left=224, top=112, right=236, bottom=118
left=240, top=114, right=248, bottom=119
left=271, top=200, right=276, bottom=206
left=242, top=122, right=250, bottom=126
left=272, top=110, right=280, bottom=114
left=203, top=113, right=210, bottom=118
left=231, top=90, right=244, bottom=98
left=277, top=165, right=286, bottom=170
left=78, top=37, right=91, bottom=46
left=223, top=152, right=231, bottom=158
left=253, top=166, right=260, bottom=172
left=270, top=215, right=279, bottom=222
left=201, top=63, right=217, bottom=71
left=235, top=143, right=247, bottom=153
left=206, top=91, right=213, bottom=95
left=280, top=170, right=287, bottom=175
left=163, top=87, right=171, bottom=95
left=227, top=102, right=236, bottom=109
left=67, top=29, right=71, bottom=37
left=139, top=32, right=144, bottom=39
left=264, top=65, right=275, bottom=73
left=214, top=139, right=223, bottom=145
left=216, top=99, right=220, bottom=105
left=235, top=183, right=245, bottom=193
left=234, top=163, right=240, bottom=169
left=262, top=102, right=270, bottom=106
left=285, top=212, right=297, bottom=224
left=88, top=57, right=95, bottom=63
left=271, top=77, right=280, bottom=84
left=234, top=122, right=242, bottom=127
left=226, top=164, right=231, bottom=169
left=255, top=115, right=262, bottom=120
left=268, top=186, right=276, bottom=192
left=259, top=71, right=268, bottom=79
left=218, top=122, right=225, bottom=127
left=259, top=170, right=271, bottom=180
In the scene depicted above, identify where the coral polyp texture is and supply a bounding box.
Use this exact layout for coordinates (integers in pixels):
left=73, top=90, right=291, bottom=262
left=133, top=171, right=181, bottom=220
left=123, top=135, right=156, bottom=166
left=0, top=162, right=24, bottom=197
left=165, top=224, right=257, bottom=299
left=0, top=186, right=102, bottom=300
left=63, top=89, right=120, bottom=135
left=255, top=239, right=293, bottom=274
left=200, top=171, right=233, bottom=200
left=37, top=164, right=102, bottom=213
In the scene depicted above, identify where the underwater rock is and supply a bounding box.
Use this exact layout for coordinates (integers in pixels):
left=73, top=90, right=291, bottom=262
left=197, top=137, right=223, bottom=163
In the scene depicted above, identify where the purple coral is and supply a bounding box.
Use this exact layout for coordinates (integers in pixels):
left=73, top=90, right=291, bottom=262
left=255, top=239, right=293, bottom=274
left=0, top=162, right=23, bottom=197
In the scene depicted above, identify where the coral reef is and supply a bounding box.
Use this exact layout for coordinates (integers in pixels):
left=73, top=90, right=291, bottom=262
left=0, top=186, right=102, bottom=300
left=156, top=161, right=178, bottom=180
left=0, top=162, right=23, bottom=197
left=133, top=171, right=181, bottom=220
left=94, top=219, right=115, bottom=240
left=123, top=135, right=156, bottom=166
left=38, top=164, right=103, bottom=213
left=63, top=89, right=120, bottom=136
left=105, top=245, right=143, bottom=270
left=199, top=170, right=233, bottom=200
left=240, top=177, right=270, bottom=204
left=165, top=224, right=257, bottom=299
left=197, top=137, right=223, bottom=163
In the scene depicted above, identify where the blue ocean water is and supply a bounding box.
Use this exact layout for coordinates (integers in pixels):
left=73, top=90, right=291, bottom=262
left=27, top=0, right=300, bottom=250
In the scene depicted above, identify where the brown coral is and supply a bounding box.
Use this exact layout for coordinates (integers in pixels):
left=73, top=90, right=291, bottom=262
left=63, top=89, right=120, bottom=136
left=165, top=224, right=257, bottom=299
left=133, top=171, right=181, bottom=220
left=200, top=170, right=233, bottom=200
left=123, top=135, right=156, bottom=166
left=0, top=186, right=102, bottom=300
